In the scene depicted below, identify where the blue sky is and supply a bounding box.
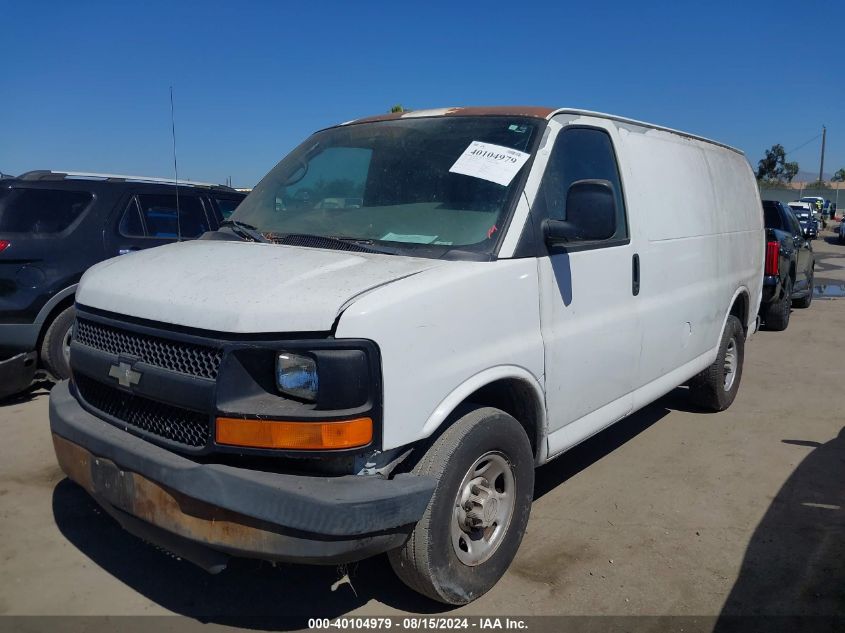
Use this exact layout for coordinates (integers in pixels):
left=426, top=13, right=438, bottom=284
left=2, top=0, right=843, bottom=187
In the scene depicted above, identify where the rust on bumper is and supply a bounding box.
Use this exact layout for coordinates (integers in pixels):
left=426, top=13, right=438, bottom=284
left=52, top=433, right=408, bottom=567
left=53, top=433, right=287, bottom=556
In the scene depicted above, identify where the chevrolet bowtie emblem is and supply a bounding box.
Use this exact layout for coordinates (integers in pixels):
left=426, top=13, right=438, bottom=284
left=108, top=362, right=142, bottom=388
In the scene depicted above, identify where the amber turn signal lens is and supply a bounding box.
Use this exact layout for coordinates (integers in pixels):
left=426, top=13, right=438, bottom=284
left=215, top=416, right=373, bottom=450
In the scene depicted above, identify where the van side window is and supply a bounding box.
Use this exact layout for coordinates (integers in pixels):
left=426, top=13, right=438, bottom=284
left=537, top=127, right=628, bottom=243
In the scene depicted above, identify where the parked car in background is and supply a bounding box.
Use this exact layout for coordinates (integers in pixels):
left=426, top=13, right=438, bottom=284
left=795, top=199, right=823, bottom=226
left=822, top=199, right=833, bottom=219
left=0, top=171, right=245, bottom=398
left=838, top=215, right=845, bottom=244
left=49, top=107, right=763, bottom=605
left=799, top=196, right=824, bottom=209
left=788, top=203, right=819, bottom=239
left=760, top=200, right=814, bottom=330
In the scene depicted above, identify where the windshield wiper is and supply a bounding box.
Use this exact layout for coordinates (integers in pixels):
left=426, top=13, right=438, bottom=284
left=219, top=220, right=269, bottom=243
left=274, top=233, right=398, bottom=255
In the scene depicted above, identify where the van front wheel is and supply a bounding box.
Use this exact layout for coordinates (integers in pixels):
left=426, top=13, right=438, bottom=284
left=688, top=315, right=745, bottom=411
left=388, top=407, right=534, bottom=605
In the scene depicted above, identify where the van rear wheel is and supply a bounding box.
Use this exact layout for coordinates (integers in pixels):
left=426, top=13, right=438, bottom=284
left=689, top=315, right=744, bottom=411
left=388, top=407, right=534, bottom=605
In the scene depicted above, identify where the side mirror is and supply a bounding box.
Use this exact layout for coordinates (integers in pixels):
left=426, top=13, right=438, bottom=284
left=542, top=179, right=617, bottom=245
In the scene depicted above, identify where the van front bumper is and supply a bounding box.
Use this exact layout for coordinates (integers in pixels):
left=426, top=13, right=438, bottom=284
left=49, top=381, right=435, bottom=571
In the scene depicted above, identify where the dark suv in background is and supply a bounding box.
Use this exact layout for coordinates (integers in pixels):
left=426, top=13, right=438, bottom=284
left=759, top=200, right=814, bottom=331
left=0, top=171, right=245, bottom=398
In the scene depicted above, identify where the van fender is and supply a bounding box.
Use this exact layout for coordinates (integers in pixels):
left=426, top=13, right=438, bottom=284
left=719, top=285, right=752, bottom=342
left=35, top=285, right=78, bottom=325
left=419, top=365, right=547, bottom=454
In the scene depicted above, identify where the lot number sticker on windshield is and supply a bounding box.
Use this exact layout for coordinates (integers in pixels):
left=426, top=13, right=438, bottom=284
left=449, top=141, right=531, bottom=187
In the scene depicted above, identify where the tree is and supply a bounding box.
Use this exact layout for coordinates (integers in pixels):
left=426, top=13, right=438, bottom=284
left=833, top=168, right=845, bottom=182
left=390, top=104, right=406, bottom=113
left=783, top=161, right=799, bottom=183
left=756, top=144, right=798, bottom=183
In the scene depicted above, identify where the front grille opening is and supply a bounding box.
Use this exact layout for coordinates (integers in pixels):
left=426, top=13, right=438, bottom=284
left=75, top=374, right=209, bottom=449
left=74, top=318, right=222, bottom=380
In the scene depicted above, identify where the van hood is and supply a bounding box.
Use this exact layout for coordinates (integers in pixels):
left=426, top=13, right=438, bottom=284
left=76, top=240, right=442, bottom=333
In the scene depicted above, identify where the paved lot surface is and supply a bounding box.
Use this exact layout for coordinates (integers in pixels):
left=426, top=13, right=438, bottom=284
left=1, top=229, right=844, bottom=628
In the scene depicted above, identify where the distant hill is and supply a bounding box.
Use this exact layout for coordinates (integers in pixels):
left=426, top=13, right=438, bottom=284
left=794, top=169, right=833, bottom=183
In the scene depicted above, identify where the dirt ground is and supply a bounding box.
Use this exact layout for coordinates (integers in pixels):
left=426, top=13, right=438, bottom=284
left=1, top=230, right=844, bottom=629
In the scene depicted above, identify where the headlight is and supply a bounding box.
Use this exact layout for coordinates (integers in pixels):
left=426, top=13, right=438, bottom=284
left=276, top=352, right=318, bottom=401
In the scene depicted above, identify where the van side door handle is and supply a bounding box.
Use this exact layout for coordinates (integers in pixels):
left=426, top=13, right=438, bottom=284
left=632, top=253, right=640, bottom=296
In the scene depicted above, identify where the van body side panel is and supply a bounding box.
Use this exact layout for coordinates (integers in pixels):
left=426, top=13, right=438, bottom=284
left=619, top=127, right=726, bottom=390
left=702, top=149, right=764, bottom=329
left=334, top=259, right=544, bottom=451
left=536, top=245, right=640, bottom=436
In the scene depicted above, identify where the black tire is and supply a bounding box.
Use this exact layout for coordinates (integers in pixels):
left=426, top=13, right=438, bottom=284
left=688, top=315, right=745, bottom=412
left=40, top=305, right=75, bottom=379
left=792, top=269, right=814, bottom=309
left=763, top=278, right=792, bottom=331
left=388, top=407, right=534, bottom=605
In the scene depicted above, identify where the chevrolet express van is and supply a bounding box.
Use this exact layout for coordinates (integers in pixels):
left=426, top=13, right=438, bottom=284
left=50, top=107, right=764, bottom=605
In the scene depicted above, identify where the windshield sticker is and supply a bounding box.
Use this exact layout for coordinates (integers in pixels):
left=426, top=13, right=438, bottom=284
left=381, top=232, right=439, bottom=244
left=449, top=141, right=531, bottom=187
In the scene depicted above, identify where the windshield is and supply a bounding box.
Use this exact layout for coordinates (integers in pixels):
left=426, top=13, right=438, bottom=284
left=232, top=116, right=542, bottom=257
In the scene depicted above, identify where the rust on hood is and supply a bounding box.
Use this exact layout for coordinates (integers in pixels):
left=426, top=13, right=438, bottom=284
left=344, top=106, right=555, bottom=126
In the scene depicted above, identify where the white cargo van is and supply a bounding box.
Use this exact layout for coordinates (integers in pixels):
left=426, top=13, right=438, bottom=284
left=50, top=107, right=763, bottom=604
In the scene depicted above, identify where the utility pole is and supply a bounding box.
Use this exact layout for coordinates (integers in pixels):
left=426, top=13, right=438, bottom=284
left=818, top=125, right=826, bottom=183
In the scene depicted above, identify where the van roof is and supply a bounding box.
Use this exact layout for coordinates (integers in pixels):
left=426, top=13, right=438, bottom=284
left=342, top=106, right=743, bottom=155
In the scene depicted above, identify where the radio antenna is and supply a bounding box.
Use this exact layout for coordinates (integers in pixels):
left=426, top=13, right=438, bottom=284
left=170, top=86, right=182, bottom=242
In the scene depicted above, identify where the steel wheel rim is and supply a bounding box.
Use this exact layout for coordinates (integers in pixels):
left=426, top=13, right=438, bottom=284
left=723, top=338, right=737, bottom=391
left=450, top=451, right=515, bottom=566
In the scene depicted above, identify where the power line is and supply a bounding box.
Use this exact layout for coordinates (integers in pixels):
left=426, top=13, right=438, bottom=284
left=785, top=133, right=821, bottom=156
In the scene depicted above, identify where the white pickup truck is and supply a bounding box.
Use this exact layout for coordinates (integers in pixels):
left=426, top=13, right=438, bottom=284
left=50, top=106, right=763, bottom=604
